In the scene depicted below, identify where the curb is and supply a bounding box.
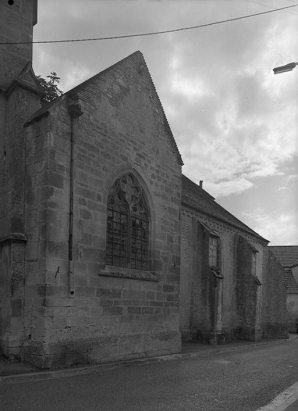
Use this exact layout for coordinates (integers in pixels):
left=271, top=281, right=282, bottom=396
left=0, top=337, right=293, bottom=384
left=255, top=381, right=298, bottom=411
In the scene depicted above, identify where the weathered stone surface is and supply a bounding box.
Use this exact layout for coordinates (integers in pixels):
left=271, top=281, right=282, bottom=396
left=179, top=204, right=287, bottom=344
left=4, top=49, right=182, bottom=367
left=0, top=0, right=37, bottom=90
left=262, top=249, right=288, bottom=338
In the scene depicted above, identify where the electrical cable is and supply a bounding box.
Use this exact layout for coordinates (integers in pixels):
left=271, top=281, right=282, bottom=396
left=0, top=3, right=297, bottom=46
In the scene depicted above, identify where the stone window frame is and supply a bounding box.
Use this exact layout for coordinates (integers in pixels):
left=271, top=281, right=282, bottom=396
left=209, top=235, right=219, bottom=269
left=248, top=243, right=262, bottom=286
left=199, top=221, right=223, bottom=279
left=106, top=172, right=150, bottom=270
left=99, top=168, right=157, bottom=282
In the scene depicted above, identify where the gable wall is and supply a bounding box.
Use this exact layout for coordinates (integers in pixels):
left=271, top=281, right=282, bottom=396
left=21, top=55, right=182, bottom=368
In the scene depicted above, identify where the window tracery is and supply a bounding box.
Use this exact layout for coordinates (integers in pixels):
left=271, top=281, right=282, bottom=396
left=106, top=173, right=149, bottom=270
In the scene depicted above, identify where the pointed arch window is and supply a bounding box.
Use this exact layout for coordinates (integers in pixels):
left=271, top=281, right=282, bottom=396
left=106, top=173, right=150, bottom=270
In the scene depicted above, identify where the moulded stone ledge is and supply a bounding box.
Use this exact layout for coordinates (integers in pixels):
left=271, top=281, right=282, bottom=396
left=0, top=232, right=28, bottom=245
left=99, top=265, right=158, bottom=282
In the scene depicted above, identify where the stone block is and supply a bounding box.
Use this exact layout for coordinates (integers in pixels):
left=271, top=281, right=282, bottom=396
left=74, top=286, right=96, bottom=298
left=96, top=287, right=122, bottom=299
left=11, top=298, right=23, bottom=317
left=103, top=306, right=123, bottom=316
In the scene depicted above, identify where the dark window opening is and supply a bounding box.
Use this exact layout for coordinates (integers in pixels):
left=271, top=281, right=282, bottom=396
left=209, top=235, right=219, bottom=269
left=106, top=173, right=149, bottom=270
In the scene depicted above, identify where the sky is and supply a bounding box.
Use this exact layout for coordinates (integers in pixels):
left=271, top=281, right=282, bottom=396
left=33, top=0, right=298, bottom=245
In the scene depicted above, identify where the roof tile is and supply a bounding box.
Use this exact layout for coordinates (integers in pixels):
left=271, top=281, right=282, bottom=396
left=269, top=246, right=298, bottom=267
left=182, top=175, right=267, bottom=242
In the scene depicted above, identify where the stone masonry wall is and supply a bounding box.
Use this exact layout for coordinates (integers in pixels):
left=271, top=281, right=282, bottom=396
left=20, top=117, right=52, bottom=362
left=0, top=238, right=27, bottom=357
left=262, top=249, right=288, bottom=338
left=179, top=213, right=194, bottom=339
left=0, top=0, right=39, bottom=357
left=0, top=0, right=36, bottom=89
left=234, top=234, right=260, bottom=341
left=0, top=93, right=6, bottom=238
left=287, top=294, right=298, bottom=333
left=287, top=266, right=298, bottom=332
left=0, top=88, right=41, bottom=357
left=180, top=207, right=266, bottom=343
left=0, top=0, right=38, bottom=238
left=22, top=52, right=182, bottom=368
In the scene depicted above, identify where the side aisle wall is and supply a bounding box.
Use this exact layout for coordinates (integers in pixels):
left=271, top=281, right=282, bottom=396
left=180, top=207, right=287, bottom=343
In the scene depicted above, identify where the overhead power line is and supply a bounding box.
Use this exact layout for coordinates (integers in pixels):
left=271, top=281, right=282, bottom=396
left=243, top=0, right=298, bottom=16
left=0, top=3, right=297, bottom=46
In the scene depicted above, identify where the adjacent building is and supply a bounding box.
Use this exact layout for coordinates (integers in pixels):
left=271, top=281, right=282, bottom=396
left=269, top=246, right=298, bottom=333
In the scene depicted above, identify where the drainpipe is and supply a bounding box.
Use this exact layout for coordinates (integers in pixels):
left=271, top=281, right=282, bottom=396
left=67, top=95, right=83, bottom=295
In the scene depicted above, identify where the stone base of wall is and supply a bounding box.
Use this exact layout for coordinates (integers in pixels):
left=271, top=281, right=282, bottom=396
left=180, top=328, right=192, bottom=341
left=262, top=323, right=289, bottom=339
left=0, top=334, right=23, bottom=359
left=21, top=330, right=181, bottom=369
left=232, top=326, right=262, bottom=342
left=288, top=321, right=298, bottom=334
left=186, top=329, right=226, bottom=345
left=209, top=332, right=226, bottom=345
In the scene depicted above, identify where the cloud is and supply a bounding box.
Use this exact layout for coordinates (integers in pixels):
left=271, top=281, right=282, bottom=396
left=176, top=50, right=298, bottom=198
left=170, top=72, right=211, bottom=100
left=242, top=208, right=298, bottom=245
left=278, top=173, right=298, bottom=191
left=154, top=4, right=298, bottom=199
left=287, top=174, right=298, bottom=182
left=63, top=67, right=93, bottom=91
left=204, top=178, right=254, bottom=197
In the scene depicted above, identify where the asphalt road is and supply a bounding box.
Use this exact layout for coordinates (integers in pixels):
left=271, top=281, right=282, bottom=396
left=1, top=338, right=298, bottom=411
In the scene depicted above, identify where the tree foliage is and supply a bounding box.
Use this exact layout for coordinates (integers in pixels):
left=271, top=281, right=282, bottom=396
left=37, top=72, right=63, bottom=103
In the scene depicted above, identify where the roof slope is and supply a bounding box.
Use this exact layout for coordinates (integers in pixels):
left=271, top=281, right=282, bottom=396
left=269, top=246, right=298, bottom=293
left=182, top=174, right=268, bottom=242
left=26, top=51, right=183, bottom=166
left=269, top=246, right=298, bottom=267
left=283, top=267, right=298, bottom=293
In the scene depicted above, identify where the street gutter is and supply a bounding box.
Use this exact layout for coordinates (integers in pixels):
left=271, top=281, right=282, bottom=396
left=1, top=337, right=295, bottom=384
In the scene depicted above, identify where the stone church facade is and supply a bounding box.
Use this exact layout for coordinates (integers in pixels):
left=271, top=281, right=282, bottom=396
left=0, top=0, right=288, bottom=368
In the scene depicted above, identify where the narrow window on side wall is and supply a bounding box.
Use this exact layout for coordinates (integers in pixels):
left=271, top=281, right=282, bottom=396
left=209, top=235, right=219, bottom=269
left=251, top=250, right=261, bottom=285
left=252, top=251, right=257, bottom=276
